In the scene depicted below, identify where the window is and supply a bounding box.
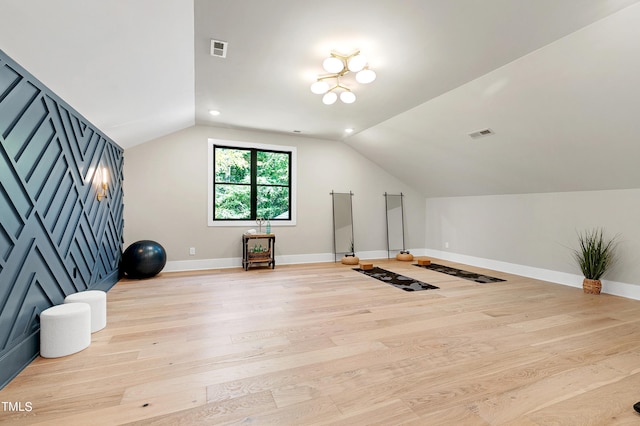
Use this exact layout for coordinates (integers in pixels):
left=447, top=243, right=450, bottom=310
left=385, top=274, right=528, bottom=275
left=208, top=139, right=296, bottom=226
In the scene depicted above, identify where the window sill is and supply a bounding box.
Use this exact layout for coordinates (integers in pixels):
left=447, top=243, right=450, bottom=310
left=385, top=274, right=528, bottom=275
left=208, top=219, right=296, bottom=227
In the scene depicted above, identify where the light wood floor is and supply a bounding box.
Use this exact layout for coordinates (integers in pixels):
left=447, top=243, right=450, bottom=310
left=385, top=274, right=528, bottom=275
left=2, top=258, right=640, bottom=425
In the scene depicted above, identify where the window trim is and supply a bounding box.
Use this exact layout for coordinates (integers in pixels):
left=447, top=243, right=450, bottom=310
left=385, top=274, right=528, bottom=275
left=208, top=139, right=297, bottom=227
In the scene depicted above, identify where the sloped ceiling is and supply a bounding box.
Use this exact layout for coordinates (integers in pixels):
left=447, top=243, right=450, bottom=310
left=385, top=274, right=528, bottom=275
left=1, top=0, right=639, bottom=197
left=349, top=2, right=640, bottom=196
left=0, top=0, right=195, bottom=147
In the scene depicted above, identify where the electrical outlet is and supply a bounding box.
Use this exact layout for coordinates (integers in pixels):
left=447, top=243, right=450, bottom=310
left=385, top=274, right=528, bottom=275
left=189, top=247, right=196, bottom=256
left=444, top=242, right=449, bottom=249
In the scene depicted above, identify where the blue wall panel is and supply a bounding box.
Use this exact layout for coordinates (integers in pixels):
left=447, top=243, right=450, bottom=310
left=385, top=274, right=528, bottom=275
left=0, top=49, right=124, bottom=389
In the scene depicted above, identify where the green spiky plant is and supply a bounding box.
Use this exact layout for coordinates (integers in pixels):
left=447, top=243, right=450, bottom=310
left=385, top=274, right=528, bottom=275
left=573, top=228, right=618, bottom=280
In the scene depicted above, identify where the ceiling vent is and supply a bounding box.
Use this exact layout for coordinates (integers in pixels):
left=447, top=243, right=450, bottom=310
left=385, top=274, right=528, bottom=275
left=210, top=39, right=228, bottom=58
left=468, top=128, right=495, bottom=139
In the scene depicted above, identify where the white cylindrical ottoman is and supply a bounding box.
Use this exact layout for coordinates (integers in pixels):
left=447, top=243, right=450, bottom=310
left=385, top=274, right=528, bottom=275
left=64, top=290, right=107, bottom=333
left=40, top=303, right=91, bottom=358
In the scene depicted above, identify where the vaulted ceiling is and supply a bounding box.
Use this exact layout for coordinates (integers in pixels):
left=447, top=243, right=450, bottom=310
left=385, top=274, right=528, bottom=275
left=2, top=0, right=640, bottom=197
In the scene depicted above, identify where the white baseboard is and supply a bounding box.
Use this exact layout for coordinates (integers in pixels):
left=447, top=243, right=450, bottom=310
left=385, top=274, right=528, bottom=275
left=355, top=250, right=390, bottom=260
left=277, top=252, right=334, bottom=264
left=163, top=257, right=242, bottom=272
left=423, top=249, right=640, bottom=301
left=163, top=248, right=640, bottom=301
left=163, top=250, right=398, bottom=272
left=163, top=253, right=339, bottom=272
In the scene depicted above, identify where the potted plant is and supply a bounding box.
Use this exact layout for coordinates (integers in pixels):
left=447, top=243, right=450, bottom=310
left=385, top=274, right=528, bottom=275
left=572, top=228, right=618, bottom=294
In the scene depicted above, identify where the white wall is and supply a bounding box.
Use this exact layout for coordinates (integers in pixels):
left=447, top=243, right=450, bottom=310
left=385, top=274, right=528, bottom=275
left=123, top=125, right=425, bottom=270
left=425, top=189, right=640, bottom=297
left=123, top=125, right=640, bottom=299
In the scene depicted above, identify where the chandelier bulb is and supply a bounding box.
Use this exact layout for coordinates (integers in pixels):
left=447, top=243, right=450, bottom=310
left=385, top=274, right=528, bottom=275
left=323, top=56, right=344, bottom=74
left=322, top=91, right=338, bottom=105
left=347, top=54, right=367, bottom=72
left=340, top=91, right=356, bottom=104
left=356, top=68, right=376, bottom=84
left=310, top=81, right=329, bottom=94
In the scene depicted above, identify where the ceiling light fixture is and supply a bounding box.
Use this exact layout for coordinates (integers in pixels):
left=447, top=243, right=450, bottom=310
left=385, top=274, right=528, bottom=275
left=209, top=110, right=220, bottom=116
left=310, top=50, right=376, bottom=105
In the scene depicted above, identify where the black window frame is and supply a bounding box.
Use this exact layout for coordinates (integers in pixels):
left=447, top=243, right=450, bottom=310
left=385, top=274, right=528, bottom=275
left=212, top=144, right=292, bottom=222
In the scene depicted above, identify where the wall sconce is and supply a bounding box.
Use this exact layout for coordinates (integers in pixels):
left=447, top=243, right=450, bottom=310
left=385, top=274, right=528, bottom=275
left=96, top=166, right=108, bottom=201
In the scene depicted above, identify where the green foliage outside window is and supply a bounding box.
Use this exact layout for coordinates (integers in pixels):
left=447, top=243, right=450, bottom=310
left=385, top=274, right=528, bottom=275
left=215, top=184, right=251, bottom=219
left=214, top=146, right=291, bottom=220
left=257, top=151, right=289, bottom=185
left=257, top=185, right=289, bottom=219
left=214, top=148, right=250, bottom=184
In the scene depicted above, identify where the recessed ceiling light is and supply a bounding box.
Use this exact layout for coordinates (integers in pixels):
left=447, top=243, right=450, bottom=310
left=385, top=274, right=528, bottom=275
left=209, top=110, right=220, bottom=116
left=345, top=128, right=354, bottom=134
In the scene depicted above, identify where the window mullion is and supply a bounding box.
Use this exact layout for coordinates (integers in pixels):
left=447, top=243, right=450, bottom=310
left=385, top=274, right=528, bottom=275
left=288, top=151, right=292, bottom=219
left=250, top=149, right=258, bottom=219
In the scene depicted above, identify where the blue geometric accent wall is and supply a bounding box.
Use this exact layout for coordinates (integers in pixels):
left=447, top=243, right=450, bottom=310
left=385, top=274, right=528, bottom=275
left=0, top=50, right=124, bottom=389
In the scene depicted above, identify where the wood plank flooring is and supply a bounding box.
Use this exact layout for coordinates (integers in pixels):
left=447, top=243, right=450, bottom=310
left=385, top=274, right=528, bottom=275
left=2, top=258, right=640, bottom=425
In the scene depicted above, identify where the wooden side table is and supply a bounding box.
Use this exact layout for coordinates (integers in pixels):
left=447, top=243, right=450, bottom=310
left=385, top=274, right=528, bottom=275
left=242, top=233, right=275, bottom=271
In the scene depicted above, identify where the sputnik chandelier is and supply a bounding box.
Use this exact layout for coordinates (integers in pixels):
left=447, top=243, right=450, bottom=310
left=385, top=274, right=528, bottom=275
left=310, top=50, right=376, bottom=105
